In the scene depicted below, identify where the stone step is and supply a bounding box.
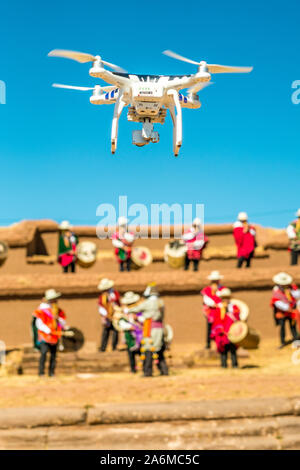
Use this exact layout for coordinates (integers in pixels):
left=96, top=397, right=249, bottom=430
left=2, top=416, right=300, bottom=450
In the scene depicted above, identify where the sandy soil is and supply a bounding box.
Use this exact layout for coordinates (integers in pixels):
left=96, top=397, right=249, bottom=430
left=0, top=339, right=299, bottom=408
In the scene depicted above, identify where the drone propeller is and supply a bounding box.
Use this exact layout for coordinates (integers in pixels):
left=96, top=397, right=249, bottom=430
left=52, top=83, right=116, bottom=92
left=48, top=49, right=127, bottom=73
left=163, top=50, right=253, bottom=74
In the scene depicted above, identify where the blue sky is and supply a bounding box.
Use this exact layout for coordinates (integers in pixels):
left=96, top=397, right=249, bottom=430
left=0, top=0, right=299, bottom=228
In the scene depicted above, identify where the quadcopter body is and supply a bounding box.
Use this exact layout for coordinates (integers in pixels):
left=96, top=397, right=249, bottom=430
left=49, top=49, right=253, bottom=156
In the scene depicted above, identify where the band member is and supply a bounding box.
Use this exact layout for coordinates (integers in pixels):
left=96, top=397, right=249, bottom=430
left=286, top=209, right=300, bottom=265
left=118, top=291, right=144, bottom=373
left=58, top=220, right=78, bottom=273
left=182, top=218, right=208, bottom=271
left=200, top=271, right=227, bottom=349
left=233, top=212, right=256, bottom=268
left=112, top=217, right=135, bottom=272
left=270, top=272, right=300, bottom=348
left=33, top=289, right=68, bottom=377
left=210, top=288, right=240, bottom=368
left=98, top=278, right=120, bottom=352
left=128, top=284, right=169, bottom=377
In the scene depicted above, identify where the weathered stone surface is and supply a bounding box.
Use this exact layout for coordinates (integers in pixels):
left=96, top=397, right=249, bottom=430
left=1, top=407, right=300, bottom=449
left=0, top=407, right=86, bottom=429
left=1, top=267, right=300, bottom=298
left=87, top=397, right=295, bottom=425
left=0, top=428, right=48, bottom=450
left=0, top=220, right=288, bottom=249
left=291, top=397, right=300, bottom=415
left=0, top=220, right=58, bottom=247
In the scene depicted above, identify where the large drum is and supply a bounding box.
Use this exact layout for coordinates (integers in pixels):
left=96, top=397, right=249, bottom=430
left=228, top=321, right=260, bottom=349
left=77, top=241, right=97, bottom=268
left=164, top=240, right=186, bottom=269
left=231, top=299, right=249, bottom=321
left=164, top=324, right=174, bottom=347
left=131, top=246, right=152, bottom=270
left=59, top=327, right=85, bottom=353
left=0, top=241, right=8, bottom=267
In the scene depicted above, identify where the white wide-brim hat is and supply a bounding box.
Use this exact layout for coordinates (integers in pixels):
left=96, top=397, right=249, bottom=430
left=44, top=288, right=62, bottom=301
left=238, top=212, right=248, bottom=222
left=118, top=216, right=128, bottom=226
left=121, top=291, right=140, bottom=305
left=207, top=270, right=224, bottom=281
left=296, top=209, right=300, bottom=217
left=272, top=272, right=293, bottom=286
left=59, top=220, right=73, bottom=231
left=192, top=217, right=202, bottom=226
left=218, top=288, right=232, bottom=298
left=98, top=278, right=114, bottom=291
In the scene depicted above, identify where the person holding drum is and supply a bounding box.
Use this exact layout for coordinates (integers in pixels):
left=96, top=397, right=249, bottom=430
left=182, top=218, right=208, bottom=271
left=58, top=220, right=78, bottom=273
left=116, top=291, right=144, bottom=373
left=210, top=288, right=240, bottom=368
left=201, top=270, right=227, bottom=349
left=98, top=278, right=121, bottom=352
left=270, top=272, right=300, bottom=348
left=286, top=209, right=300, bottom=265
left=112, top=217, right=135, bottom=272
left=128, top=283, right=169, bottom=377
left=33, top=289, right=69, bottom=377
left=233, top=212, right=256, bottom=268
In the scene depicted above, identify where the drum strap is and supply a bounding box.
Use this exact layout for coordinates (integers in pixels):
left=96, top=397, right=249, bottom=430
left=102, top=293, right=114, bottom=319
left=220, top=306, right=226, bottom=320
left=51, top=304, right=59, bottom=330
left=284, top=288, right=292, bottom=302
left=143, top=319, right=152, bottom=337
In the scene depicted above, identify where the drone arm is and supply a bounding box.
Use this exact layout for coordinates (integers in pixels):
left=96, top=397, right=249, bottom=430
left=111, top=91, right=126, bottom=154
left=167, top=89, right=182, bottom=157
left=90, top=67, right=129, bottom=88
left=165, top=73, right=210, bottom=92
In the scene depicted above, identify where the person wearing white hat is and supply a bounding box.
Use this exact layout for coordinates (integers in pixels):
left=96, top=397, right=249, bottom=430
left=233, top=212, right=256, bottom=268
left=97, top=278, right=121, bottom=352
left=32, top=289, right=67, bottom=376
left=271, top=272, right=300, bottom=347
left=111, top=217, right=135, bottom=272
left=119, top=291, right=143, bottom=373
left=128, top=284, right=169, bottom=377
left=58, top=221, right=78, bottom=273
left=200, top=271, right=227, bottom=349
left=286, top=209, right=300, bottom=265
left=210, top=288, right=241, bottom=368
left=181, top=218, right=209, bottom=271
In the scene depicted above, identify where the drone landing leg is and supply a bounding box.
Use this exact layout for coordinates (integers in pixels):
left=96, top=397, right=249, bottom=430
left=111, top=93, right=125, bottom=154
left=167, top=90, right=182, bottom=157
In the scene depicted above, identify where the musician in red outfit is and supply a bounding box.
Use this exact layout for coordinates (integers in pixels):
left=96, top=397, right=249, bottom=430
left=182, top=218, right=208, bottom=271
left=33, top=289, right=68, bottom=377
left=111, top=217, right=135, bottom=272
left=233, top=212, right=256, bottom=268
left=210, top=288, right=240, bottom=368
left=97, top=278, right=121, bottom=351
left=200, top=270, right=227, bottom=349
left=270, top=272, right=300, bottom=348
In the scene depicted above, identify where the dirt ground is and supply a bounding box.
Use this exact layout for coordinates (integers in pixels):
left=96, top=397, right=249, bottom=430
left=0, top=338, right=299, bottom=408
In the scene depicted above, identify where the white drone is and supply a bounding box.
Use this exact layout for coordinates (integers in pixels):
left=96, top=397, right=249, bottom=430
left=49, top=49, right=253, bottom=156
